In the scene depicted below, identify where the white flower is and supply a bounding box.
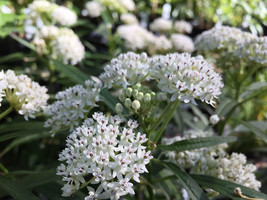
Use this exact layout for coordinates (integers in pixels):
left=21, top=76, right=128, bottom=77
left=57, top=112, right=152, bottom=200
left=170, top=34, right=194, bottom=53
left=120, top=13, right=138, bottom=25
left=0, top=70, right=49, bottom=120
left=51, top=28, right=85, bottom=65
left=148, top=35, right=172, bottom=54
left=117, top=0, right=135, bottom=11
left=150, top=53, right=224, bottom=106
left=117, top=24, right=154, bottom=50
left=149, top=17, right=172, bottom=33
left=209, top=114, right=220, bottom=125
left=39, top=25, right=59, bottom=39
left=51, top=6, right=77, bottom=26
left=173, top=20, right=192, bottom=34
left=100, top=52, right=150, bottom=88
left=85, top=1, right=104, bottom=18
left=44, top=80, right=101, bottom=133
left=162, top=130, right=261, bottom=191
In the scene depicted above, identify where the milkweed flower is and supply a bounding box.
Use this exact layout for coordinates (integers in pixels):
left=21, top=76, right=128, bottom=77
left=51, top=28, right=85, bottom=65
left=148, top=35, right=172, bottom=54
left=209, top=114, right=220, bottom=125
left=162, top=130, right=261, bottom=191
left=51, top=6, right=77, bottom=26
left=117, top=25, right=154, bottom=50
left=57, top=112, right=152, bottom=199
left=149, top=17, right=172, bottom=33
left=0, top=70, right=49, bottom=120
left=170, top=34, right=194, bottom=53
left=100, top=52, right=150, bottom=88
left=44, top=80, right=101, bottom=133
left=150, top=53, right=223, bottom=106
left=174, top=20, right=192, bottom=34
left=84, top=1, right=104, bottom=18
left=120, top=13, right=138, bottom=25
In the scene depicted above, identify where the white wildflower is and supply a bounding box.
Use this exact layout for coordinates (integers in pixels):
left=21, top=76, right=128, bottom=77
left=100, top=52, right=150, bottom=88
left=149, top=17, right=172, bottom=33
left=174, top=20, right=192, bottom=34
left=148, top=35, right=172, bottom=54
left=0, top=70, right=49, bottom=120
left=117, top=24, right=154, bottom=50
left=120, top=13, right=138, bottom=25
left=85, top=1, right=104, bottom=18
left=51, top=28, right=85, bottom=65
left=44, top=80, right=101, bottom=133
left=51, top=6, right=77, bottom=26
left=57, top=112, right=152, bottom=200
left=170, top=34, right=194, bottom=53
left=117, top=0, right=135, bottom=11
left=150, top=53, right=223, bottom=106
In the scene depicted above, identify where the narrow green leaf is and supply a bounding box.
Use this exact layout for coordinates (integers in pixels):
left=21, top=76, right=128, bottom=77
left=190, top=105, right=209, bottom=126
left=157, top=136, right=237, bottom=151
left=0, top=121, right=44, bottom=134
left=215, top=98, right=237, bottom=117
left=52, top=59, right=89, bottom=84
left=0, top=52, right=24, bottom=64
left=192, top=174, right=267, bottom=200
left=9, top=33, right=36, bottom=51
left=236, top=120, right=267, bottom=143
left=0, top=129, right=45, bottom=142
left=0, top=131, right=52, bottom=157
left=0, top=175, right=39, bottom=200
left=161, top=162, right=209, bottom=200
left=240, top=82, right=267, bottom=99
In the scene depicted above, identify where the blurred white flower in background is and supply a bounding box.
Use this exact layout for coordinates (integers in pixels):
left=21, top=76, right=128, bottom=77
left=174, top=20, right=192, bottom=34
left=84, top=1, right=104, bottom=18
left=170, top=34, right=194, bottom=53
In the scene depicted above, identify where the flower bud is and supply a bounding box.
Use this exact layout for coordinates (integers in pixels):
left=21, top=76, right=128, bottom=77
left=135, top=83, right=141, bottom=90
left=126, top=88, right=132, bottom=97
left=124, top=98, right=132, bottom=108
left=137, top=92, right=143, bottom=100
left=157, top=92, right=166, bottom=101
left=132, top=89, right=138, bottom=98
left=115, top=103, right=123, bottom=113
left=144, top=93, right=151, bottom=102
left=119, top=92, right=126, bottom=102
left=209, top=114, right=220, bottom=125
left=132, top=100, right=140, bottom=110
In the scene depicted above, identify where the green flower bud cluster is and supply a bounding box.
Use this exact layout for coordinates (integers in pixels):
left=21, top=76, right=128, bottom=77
left=116, top=83, right=166, bottom=116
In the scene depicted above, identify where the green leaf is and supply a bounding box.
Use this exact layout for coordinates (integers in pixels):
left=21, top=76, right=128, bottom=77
left=161, top=161, right=209, bottom=200
left=0, top=175, right=39, bottom=200
left=236, top=120, right=267, bottom=143
left=0, top=52, right=24, bottom=64
left=0, top=129, right=45, bottom=142
left=157, top=136, right=237, bottom=151
left=190, top=105, right=209, bottom=126
left=240, top=82, right=267, bottom=99
left=0, top=121, right=44, bottom=134
left=215, top=98, right=237, bottom=117
left=192, top=174, right=267, bottom=200
left=52, top=59, right=89, bottom=84
left=9, top=33, right=36, bottom=51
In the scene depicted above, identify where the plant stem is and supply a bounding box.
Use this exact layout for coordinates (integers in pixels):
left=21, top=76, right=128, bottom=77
left=0, top=106, right=14, bottom=120
left=147, top=163, right=155, bottom=200
left=152, top=100, right=179, bottom=143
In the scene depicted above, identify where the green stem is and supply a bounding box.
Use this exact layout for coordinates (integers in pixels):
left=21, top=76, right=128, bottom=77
left=148, top=101, right=174, bottom=135
left=0, top=107, right=14, bottom=120
left=147, top=163, right=155, bottom=200
left=152, top=101, right=179, bottom=143
left=79, top=177, right=95, bottom=189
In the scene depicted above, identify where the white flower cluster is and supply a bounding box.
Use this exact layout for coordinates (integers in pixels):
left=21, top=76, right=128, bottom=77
left=213, top=153, right=261, bottom=190
left=170, top=34, right=194, bottom=53
left=162, top=130, right=227, bottom=170
left=57, top=112, right=152, bottom=199
left=148, top=35, right=173, bottom=54
left=195, top=26, right=266, bottom=64
left=235, top=36, right=267, bottom=64
left=174, top=20, right=193, bottom=34
left=0, top=70, right=49, bottom=120
left=162, top=130, right=261, bottom=191
left=150, top=53, right=223, bottom=106
left=117, top=0, right=135, bottom=11
left=51, top=28, right=85, bottom=65
left=149, top=17, right=172, bottom=33
left=24, top=0, right=77, bottom=38
left=84, top=1, right=104, bottom=18
left=120, top=13, right=138, bottom=25
left=100, top=52, right=150, bottom=88
left=117, top=25, right=154, bottom=51
left=44, top=80, right=101, bottom=133
left=51, top=6, right=77, bottom=26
